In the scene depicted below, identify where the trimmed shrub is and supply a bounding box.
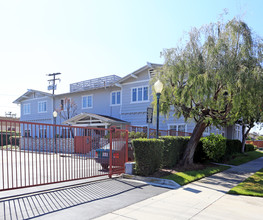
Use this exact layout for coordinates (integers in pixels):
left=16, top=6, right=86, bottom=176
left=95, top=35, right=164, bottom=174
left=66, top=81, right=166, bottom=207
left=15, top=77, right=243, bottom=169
left=225, top=139, right=242, bottom=155
left=129, top=131, right=146, bottom=139
left=202, top=134, right=226, bottom=162
left=245, top=143, right=256, bottom=152
left=132, top=138, right=164, bottom=176
left=160, top=136, right=190, bottom=167
left=0, top=131, right=18, bottom=146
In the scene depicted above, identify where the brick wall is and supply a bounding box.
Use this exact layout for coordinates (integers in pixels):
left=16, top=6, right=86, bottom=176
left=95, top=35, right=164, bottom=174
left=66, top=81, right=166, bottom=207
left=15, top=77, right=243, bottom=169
left=20, top=137, right=74, bottom=153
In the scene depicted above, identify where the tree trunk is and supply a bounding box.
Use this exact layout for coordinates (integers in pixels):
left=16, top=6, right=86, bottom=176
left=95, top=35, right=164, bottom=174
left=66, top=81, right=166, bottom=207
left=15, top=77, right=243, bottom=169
left=180, top=120, right=207, bottom=166
left=241, top=124, right=252, bottom=153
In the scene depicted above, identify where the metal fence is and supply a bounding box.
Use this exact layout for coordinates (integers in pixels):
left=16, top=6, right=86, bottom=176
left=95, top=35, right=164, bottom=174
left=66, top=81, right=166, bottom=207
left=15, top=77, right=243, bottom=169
left=126, top=125, right=192, bottom=138
left=0, top=120, right=128, bottom=191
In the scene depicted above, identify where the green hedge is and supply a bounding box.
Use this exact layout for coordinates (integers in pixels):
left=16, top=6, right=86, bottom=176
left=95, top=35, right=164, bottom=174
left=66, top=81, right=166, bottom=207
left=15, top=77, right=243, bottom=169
left=0, top=132, right=20, bottom=146
left=225, top=139, right=242, bottom=155
left=245, top=144, right=256, bottom=152
left=132, top=138, right=164, bottom=176
left=160, top=136, right=190, bottom=167
left=200, top=134, right=226, bottom=162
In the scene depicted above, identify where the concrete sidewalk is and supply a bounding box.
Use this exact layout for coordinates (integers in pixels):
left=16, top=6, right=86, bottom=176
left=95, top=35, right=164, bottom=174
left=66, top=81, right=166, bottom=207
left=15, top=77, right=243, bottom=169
left=95, top=157, right=263, bottom=220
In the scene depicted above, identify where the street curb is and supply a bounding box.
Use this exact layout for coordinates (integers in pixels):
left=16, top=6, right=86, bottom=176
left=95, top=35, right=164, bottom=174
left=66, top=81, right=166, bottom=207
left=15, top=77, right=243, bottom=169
left=121, top=174, right=181, bottom=189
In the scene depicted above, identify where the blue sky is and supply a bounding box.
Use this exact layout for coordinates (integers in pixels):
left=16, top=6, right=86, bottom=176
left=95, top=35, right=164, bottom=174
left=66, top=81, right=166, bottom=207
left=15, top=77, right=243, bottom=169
left=0, top=0, right=263, bottom=133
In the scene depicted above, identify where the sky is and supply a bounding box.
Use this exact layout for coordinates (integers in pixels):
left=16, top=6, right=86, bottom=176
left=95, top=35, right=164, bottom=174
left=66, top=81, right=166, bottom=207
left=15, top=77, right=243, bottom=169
left=0, top=0, right=263, bottom=133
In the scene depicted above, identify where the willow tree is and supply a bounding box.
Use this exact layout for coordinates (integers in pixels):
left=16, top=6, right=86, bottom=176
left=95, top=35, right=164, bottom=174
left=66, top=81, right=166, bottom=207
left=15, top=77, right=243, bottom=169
left=156, top=18, right=263, bottom=165
left=235, top=64, right=263, bottom=153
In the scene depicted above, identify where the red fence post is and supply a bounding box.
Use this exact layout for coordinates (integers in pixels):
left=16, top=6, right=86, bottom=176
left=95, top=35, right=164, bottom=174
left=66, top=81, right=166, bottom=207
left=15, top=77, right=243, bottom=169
left=109, top=127, right=113, bottom=178
left=125, top=129, right=128, bottom=163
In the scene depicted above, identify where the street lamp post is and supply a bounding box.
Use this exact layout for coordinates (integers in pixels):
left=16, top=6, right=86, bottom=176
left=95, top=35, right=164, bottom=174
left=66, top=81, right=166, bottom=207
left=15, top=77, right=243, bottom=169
left=53, top=111, right=58, bottom=152
left=154, top=80, right=163, bottom=139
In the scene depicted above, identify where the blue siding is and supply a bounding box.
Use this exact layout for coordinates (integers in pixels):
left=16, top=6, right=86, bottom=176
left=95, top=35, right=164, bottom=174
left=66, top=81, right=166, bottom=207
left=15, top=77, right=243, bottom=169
left=15, top=65, right=231, bottom=139
left=20, top=96, right=53, bottom=123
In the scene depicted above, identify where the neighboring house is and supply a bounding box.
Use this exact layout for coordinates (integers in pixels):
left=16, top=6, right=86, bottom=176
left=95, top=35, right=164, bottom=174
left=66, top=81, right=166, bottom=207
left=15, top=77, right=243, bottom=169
left=0, top=116, right=20, bottom=132
left=13, top=62, right=242, bottom=141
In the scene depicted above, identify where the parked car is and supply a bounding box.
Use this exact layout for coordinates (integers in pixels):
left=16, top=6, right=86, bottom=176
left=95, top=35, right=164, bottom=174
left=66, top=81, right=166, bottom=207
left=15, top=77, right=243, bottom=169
left=95, top=140, right=134, bottom=170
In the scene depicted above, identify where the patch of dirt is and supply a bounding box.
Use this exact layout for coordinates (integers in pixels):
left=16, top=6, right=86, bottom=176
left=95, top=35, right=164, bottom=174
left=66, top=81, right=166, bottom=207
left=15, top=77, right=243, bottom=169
left=149, top=163, right=218, bottom=178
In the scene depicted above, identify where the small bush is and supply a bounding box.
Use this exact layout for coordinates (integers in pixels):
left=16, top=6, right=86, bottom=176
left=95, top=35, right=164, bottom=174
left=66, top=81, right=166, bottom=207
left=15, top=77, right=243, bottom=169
left=245, top=144, right=256, bottom=152
left=225, top=139, right=242, bottom=155
left=160, top=136, right=190, bottom=168
left=129, top=131, right=136, bottom=139
left=132, top=138, right=164, bottom=176
left=202, top=134, right=226, bottom=162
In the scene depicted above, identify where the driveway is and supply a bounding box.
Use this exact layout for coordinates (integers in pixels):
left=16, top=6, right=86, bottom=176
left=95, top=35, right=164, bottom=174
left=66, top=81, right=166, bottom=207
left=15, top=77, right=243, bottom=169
left=0, top=177, right=169, bottom=220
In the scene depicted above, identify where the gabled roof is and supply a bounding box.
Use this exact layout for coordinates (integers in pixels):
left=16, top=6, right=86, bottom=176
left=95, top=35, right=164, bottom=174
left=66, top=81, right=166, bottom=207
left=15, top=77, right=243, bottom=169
left=13, top=62, right=163, bottom=103
left=13, top=89, right=52, bottom=104
left=115, top=62, right=162, bottom=85
left=63, top=112, right=128, bottom=126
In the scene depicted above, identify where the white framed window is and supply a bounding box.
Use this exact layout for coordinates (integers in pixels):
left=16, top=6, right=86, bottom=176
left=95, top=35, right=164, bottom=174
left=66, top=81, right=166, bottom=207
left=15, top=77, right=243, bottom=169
left=131, top=86, right=149, bottom=103
left=82, top=95, right=93, bottom=109
left=111, top=91, right=121, bottom=105
left=235, top=125, right=241, bottom=140
left=38, top=101, right=47, bottom=113
left=23, top=103, right=31, bottom=115
left=168, top=124, right=187, bottom=135
left=203, top=126, right=210, bottom=136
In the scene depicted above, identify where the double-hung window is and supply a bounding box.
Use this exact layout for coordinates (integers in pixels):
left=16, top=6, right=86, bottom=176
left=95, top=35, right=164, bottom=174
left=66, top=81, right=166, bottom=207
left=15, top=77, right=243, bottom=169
left=131, top=86, right=149, bottom=103
left=82, top=95, right=93, bottom=109
left=38, top=101, right=47, bottom=113
left=23, top=103, right=31, bottom=115
left=111, top=91, right=121, bottom=105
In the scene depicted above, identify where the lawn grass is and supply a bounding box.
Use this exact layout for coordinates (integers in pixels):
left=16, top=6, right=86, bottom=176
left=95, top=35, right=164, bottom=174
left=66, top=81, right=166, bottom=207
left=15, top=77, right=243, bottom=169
left=162, top=165, right=230, bottom=186
left=228, top=168, right=263, bottom=197
left=224, top=150, right=263, bottom=166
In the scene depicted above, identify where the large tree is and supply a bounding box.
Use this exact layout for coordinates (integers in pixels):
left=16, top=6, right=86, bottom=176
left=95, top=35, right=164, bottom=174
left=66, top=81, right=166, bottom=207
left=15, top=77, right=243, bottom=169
left=155, top=17, right=263, bottom=165
left=235, top=66, right=263, bottom=153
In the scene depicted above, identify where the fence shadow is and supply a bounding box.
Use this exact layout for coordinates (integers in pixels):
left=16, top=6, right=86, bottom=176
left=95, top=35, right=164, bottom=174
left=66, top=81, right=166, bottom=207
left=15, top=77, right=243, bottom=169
left=0, top=178, right=147, bottom=220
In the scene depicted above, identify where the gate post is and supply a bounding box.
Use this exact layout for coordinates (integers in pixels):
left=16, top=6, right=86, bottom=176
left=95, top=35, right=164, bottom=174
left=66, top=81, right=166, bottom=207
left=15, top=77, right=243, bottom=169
left=109, top=127, right=113, bottom=178
left=125, top=129, right=128, bottom=163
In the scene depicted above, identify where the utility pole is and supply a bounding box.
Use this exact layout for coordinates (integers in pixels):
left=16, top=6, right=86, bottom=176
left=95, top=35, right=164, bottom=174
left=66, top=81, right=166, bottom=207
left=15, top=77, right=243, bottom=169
left=47, top=73, right=61, bottom=95
left=47, top=73, right=61, bottom=124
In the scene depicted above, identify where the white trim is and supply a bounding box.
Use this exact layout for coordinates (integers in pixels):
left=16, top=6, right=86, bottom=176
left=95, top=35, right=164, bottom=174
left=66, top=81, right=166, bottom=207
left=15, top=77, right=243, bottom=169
left=130, top=86, right=149, bottom=103
left=82, top=94, right=93, bottom=109
left=110, top=90, right=121, bottom=106
left=131, top=73, right=138, bottom=78
left=121, top=79, right=149, bottom=86
left=148, top=69, right=155, bottom=79
left=21, top=96, right=51, bottom=102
